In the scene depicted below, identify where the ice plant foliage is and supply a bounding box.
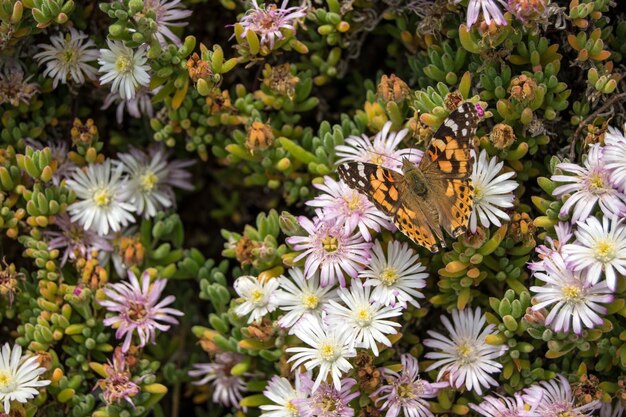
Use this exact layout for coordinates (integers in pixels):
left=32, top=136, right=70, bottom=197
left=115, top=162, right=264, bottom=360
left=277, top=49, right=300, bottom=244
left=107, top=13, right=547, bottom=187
left=100, top=270, right=184, bottom=352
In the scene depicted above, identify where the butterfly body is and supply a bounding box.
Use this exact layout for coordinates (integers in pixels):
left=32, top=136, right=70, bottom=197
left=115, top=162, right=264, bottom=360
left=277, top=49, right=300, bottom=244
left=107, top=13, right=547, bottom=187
left=337, top=102, right=482, bottom=253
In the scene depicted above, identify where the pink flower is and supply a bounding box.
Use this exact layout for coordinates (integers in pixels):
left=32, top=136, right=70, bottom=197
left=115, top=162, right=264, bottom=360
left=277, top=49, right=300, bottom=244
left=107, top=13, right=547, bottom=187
left=189, top=353, right=247, bottom=409
left=306, top=176, right=394, bottom=241
left=100, top=270, right=183, bottom=352
left=287, top=215, right=372, bottom=287
left=294, top=376, right=359, bottom=417
left=95, top=348, right=141, bottom=406
left=238, top=0, right=307, bottom=49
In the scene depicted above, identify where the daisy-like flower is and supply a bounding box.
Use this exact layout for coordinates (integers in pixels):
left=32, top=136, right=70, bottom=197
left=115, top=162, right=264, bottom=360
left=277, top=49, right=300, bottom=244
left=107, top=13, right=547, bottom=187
left=143, top=0, right=192, bottom=46
left=234, top=275, right=280, bottom=323
left=326, top=280, right=402, bottom=356
left=604, top=124, right=626, bottom=192
left=275, top=268, right=337, bottom=330
left=563, top=216, right=626, bottom=291
left=95, top=348, right=141, bottom=406
left=98, top=41, right=150, bottom=100
left=529, top=253, right=613, bottom=334
left=469, top=149, right=518, bottom=233
left=286, top=216, right=372, bottom=288
left=45, top=212, right=113, bottom=265
left=552, top=144, right=626, bottom=223
left=101, top=88, right=155, bottom=124
left=238, top=0, right=307, bottom=49
left=65, top=160, right=136, bottom=236
left=372, top=354, right=447, bottom=417
left=522, top=375, right=601, bottom=417
left=294, top=376, right=359, bottom=417
left=0, top=343, right=50, bottom=413
left=423, top=307, right=507, bottom=395
left=34, top=28, right=99, bottom=88
left=306, top=176, right=394, bottom=241
left=287, top=315, right=356, bottom=392
left=0, top=66, right=38, bottom=107
left=260, top=374, right=308, bottom=417
left=189, top=352, right=247, bottom=409
left=458, top=0, right=508, bottom=30
left=360, top=240, right=428, bottom=308
left=469, top=393, right=531, bottom=417
left=335, top=122, right=422, bottom=172
left=99, top=270, right=184, bottom=352
left=118, top=146, right=194, bottom=218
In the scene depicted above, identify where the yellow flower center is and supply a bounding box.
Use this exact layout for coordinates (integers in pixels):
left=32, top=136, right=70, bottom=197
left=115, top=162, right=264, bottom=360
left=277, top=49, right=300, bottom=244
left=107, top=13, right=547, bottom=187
left=322, top=236, right=338, bottom=253
left=93, top=188, right=111, bottom=207
left=140, top=171, right=159, bottom=192
left=588, top=173, right=606, bottom=194
left=115, top=55, right=133, bottom=74
left=345, top=192, right=362, bottom=210
left=286, top=401, right=299, bottom=416
left=397, top=382, right=416, bottom=399
left=320, top=397, right=339, bottom=412
left=562, top=285, right=582, bottom=300
left=380, top=267, right=398, bottom=286
left=369, top=154, right=384, bottom=165
left=593, top=240, right=615, bottom=263
left=302, top=293, right=319, bottom=310
left=0, top=370, right=16, bottom=393
left=319, top=343, right=336, bottom=361
left=457, top=341, right=476, bottom=365
left=355, top=306, right=372, bottom=327
left=250, top=289, right=265, bottom=305
left=473, top=184, right=484, bottom=204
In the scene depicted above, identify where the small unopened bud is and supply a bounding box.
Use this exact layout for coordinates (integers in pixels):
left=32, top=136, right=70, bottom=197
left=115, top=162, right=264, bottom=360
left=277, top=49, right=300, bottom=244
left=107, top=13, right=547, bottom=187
left=376, top=74, right=411, bottom=104
left=245, top=121, right=274, bottom=151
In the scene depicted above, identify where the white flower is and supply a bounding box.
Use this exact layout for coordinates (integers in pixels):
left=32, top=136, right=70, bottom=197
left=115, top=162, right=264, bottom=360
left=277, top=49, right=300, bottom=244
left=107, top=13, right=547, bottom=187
left=287, top=315, right=355, bottom=392
left=118, top=146, right=194, bottom=218
left=234, top=275, right=279, bottom=323
left=552, top=144, right=626, bottom=223
left=522, top=375, right=601, bottom=417
left=34, top=28, right=99, bottom=88
left=66, top=160, right=136, bottom=236
left=98, top=41, right=150, bottom=100
left=424, top=307, right=507, bottom=395
left=335, top=122, right=422, bottom=172
left=260, top=375, right=308, bottom=417
left=469, top=393, right=532, bottom=417
left=563, top=216, right=626, bottom=291
left=0, top=343, right=50, bottom=413
left=604, top=124, right=626, bottom=192
left=275, top=268, right=337, bottom=330
left=360, top=240, right=428, bottom=308
left=326, top=280, right=402, bottom=356
left=530, top=253, right=613, bottom=335
left=306, top=176, right=394, bottom=241
left=469, top=150, right=518, bottom=232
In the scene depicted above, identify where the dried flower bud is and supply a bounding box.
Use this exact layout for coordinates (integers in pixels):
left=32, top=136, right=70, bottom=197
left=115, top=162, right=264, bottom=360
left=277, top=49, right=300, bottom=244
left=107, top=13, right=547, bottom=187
left=354, top=351, right=381, bottom=393
left=443, top=92, right=464, bottom=112
left=246, top=318, right=275, bottom=341
left=490, top=123, right=516, bottom=149
left=572, top=374, right=603, bottom=405
left=508, top=0, right=547, bottom=23
left=508, top=212, right=536, bottom=245
left=462, top=227, right=488, bottom=248
left=509, top=75, right=538, bottom=103
left=263, top=64, right=299, bottom=99
left=523, top=306, right=546, bottom=325
left=70, top=118, right=98, bottom=146
left=358, top=405, right=383, bottom=417
left=377, top=74, right=411, bottom=104
left=245, top=121, right=274, bottom=151
left=117, top=236, right=145, bottom=269
left=187, top=52, right=212, bottom=82
left=235, top=236, right=260, bottom=266
left=406, top=111, right=433, bottom=145
left=0, top=260, right=22, bottom=305
left=206, top=89, right=233, bottom=113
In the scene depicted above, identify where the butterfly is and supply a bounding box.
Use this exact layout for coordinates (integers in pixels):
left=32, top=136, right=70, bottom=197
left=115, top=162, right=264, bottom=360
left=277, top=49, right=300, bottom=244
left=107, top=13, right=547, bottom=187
left=337, top=102, right=483, bottom=253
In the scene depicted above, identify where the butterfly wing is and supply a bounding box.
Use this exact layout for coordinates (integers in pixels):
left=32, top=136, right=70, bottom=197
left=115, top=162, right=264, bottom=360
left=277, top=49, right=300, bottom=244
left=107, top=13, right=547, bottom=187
left=338, top=162, right=441, bottom=252
left=419, top=102, right=480, bottom=237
